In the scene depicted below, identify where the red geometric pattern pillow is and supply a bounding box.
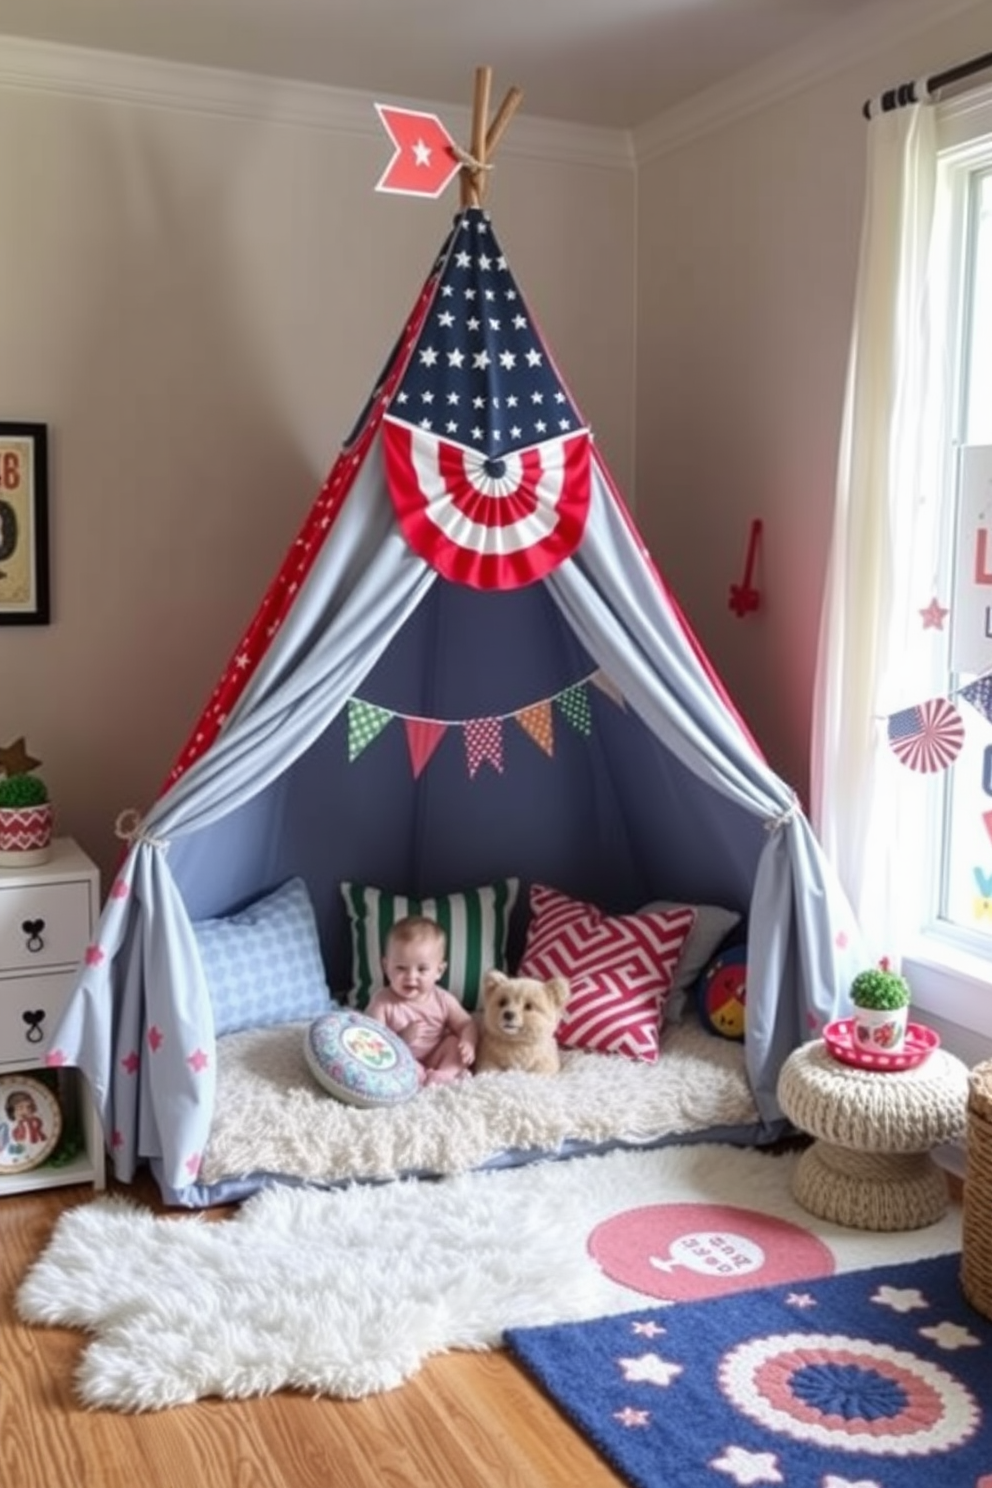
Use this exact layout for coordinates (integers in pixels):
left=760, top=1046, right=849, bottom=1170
left=518, top=884, right=696, bottom=1063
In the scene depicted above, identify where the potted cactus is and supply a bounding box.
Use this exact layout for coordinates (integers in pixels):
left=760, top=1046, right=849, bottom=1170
left=0, top=745, right=54, bottom=867
left=850, top=960, right=911, bottom=1053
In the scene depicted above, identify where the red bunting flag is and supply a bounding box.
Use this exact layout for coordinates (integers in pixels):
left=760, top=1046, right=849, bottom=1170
left=404, top=718, right=447, bottom=778
left=375, top=105, right=461, bottom=198
left=464, top=718, right=504, bottom=778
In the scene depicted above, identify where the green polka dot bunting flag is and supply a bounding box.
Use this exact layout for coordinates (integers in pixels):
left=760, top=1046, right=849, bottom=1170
left=556, top=683, right=592, bottom=736
left=347, top=700, right=393, bottom=761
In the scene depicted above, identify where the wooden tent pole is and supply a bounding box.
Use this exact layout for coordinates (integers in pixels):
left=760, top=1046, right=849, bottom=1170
left=461, top=66, right=492, bottom=208
left=485, top=86, right=524, bottom=155
left=480, top=86, right=524, bottom=202
left=459, top=69, right=523, bottom=208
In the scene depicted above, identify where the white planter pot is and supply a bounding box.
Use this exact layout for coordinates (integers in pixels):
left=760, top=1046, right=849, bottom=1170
left=851, top=1003, right=909, bottom=1055
left=0, top=802, right=54, bottom=867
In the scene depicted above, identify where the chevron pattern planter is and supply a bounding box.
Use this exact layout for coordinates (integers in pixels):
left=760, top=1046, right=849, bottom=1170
left=0, top=803, right=54, bottom=867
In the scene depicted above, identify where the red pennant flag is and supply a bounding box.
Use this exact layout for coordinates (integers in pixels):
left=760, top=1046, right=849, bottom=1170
left=464, top=718, right=504, bottom=779
left=404, top=718, right=447, bottom=778
left=375, top=105, right=461, bottom=198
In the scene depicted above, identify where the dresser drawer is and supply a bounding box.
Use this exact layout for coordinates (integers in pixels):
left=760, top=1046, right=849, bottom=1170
left=0, top=880, right=92, bottom=972
left=0, top=972, right=74, bottom=1066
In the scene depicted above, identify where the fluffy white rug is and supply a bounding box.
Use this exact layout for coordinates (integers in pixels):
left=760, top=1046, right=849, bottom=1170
left=200, top=1015, right=757, bottom=1187
left=17, top=1143, right=961, bottom=1412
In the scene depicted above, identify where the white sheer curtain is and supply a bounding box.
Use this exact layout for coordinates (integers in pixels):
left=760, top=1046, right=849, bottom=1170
left=812, top=102, right=948, bottom=961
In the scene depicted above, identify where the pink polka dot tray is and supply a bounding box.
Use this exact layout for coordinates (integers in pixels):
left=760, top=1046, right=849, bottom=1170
left=823, top=1017, right=940, bottom=1072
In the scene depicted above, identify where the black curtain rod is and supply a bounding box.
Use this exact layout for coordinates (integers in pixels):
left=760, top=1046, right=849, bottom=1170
left=862, top=48, right=992, bottom=119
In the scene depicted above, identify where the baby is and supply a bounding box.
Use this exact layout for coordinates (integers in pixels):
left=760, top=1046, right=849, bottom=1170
left=366, top=915, right=477, bottom=1086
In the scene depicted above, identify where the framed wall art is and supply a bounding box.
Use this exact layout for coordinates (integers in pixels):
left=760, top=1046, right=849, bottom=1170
left=0, top=422, right=49, bottom=625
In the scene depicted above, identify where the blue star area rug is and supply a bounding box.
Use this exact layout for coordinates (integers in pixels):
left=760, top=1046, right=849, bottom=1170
left=505, top=1253, right=992, bottom=1488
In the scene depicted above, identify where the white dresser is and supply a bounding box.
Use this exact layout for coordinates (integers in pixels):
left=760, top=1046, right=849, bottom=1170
left=0, top=837, right=105, bottom=1195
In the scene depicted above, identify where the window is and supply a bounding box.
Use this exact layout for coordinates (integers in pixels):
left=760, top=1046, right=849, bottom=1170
left=904, top=94, right=992, bottom=1041
left=939, top=169, right=992, bottom=945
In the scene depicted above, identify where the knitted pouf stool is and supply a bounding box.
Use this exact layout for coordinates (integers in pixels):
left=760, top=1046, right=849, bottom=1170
left=961, top=1059, right=992, bottom=1319
left=776, top=1039, right=969, bottom=1231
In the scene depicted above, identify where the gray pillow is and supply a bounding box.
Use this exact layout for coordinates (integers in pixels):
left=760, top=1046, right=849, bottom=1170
left=639, top=900, right=742, bottom=1020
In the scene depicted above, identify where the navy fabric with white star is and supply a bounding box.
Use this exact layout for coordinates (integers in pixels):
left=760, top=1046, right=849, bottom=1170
left=387, top=208, right=585, bottom=464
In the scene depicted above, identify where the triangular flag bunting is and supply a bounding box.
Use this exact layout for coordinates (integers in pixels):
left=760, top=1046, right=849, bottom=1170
left=464, top=718, right=504, bottom=778
left=960, top=674, right=992, bottom=723
left=347, top=700, right=393, bottom=761
left=404, top=718, right=447, bottom=778
left=590, top=670, right=626, bottom=708
left=556, top=683, right=592, bottom=736
left=516, top=701, right=554, bottom=756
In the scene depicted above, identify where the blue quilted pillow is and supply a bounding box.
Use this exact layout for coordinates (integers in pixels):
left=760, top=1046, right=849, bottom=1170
left=193, top=877, right=333, bottom=1037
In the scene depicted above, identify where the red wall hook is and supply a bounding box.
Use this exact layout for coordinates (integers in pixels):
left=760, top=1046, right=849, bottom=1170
left=729, top=519, right=762, bottom=618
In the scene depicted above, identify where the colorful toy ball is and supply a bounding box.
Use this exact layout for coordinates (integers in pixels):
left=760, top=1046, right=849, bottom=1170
left=696, top=944, right=747, bottom=1041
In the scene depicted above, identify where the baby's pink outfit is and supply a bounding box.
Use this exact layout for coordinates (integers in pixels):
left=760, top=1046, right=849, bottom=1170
left=367, top=985, right=476, bottom=1085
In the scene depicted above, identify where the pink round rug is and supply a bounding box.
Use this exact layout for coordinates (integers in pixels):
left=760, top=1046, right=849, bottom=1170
left=588, top=1201, right=834, bottom=1302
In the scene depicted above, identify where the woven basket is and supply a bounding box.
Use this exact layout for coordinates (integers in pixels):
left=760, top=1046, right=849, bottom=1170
left=962, top=1059, right=992, bottom=1320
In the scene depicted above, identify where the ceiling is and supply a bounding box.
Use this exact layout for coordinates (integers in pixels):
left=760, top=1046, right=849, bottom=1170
left=0, top=0, right=905, bottom=130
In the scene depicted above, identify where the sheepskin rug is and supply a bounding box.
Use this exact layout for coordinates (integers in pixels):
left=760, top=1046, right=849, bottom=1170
left=199, top=1014, right=758, bottom=1188
left=17, top=1143, right=961, bottom=1412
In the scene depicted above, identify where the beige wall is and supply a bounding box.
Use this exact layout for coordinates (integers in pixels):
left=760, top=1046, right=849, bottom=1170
left=0, top=66, right=635, bottom=885
left=634, top=0, right=992, bottom=804
left=5, top=5, right=992, bottom=898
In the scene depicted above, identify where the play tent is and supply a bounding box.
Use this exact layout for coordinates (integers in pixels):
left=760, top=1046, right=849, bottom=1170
left=48, top=97, right=864, bottom=1206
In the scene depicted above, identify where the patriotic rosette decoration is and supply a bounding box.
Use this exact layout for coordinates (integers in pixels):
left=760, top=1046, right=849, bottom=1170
left=383, top=208, right=591, bottom=589
left=886, top=696, right=965, bottom=773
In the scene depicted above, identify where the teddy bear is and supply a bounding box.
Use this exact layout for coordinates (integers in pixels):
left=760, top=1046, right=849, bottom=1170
left=474, top=968, right=570, bottom=1075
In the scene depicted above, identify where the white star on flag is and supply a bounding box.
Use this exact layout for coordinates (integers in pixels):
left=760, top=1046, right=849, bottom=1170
left=617, top=1352, right=682, bottom=1387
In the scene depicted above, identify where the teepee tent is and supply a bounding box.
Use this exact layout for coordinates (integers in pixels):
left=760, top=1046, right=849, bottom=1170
left=49, top=75, right=865, bottom=1204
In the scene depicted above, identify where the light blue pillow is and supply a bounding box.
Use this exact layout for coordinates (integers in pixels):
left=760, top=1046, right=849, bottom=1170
left=194, top=877, right=333, bottom=1037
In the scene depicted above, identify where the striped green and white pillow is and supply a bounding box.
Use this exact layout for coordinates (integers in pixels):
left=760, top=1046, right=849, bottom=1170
left=340, top=879, right=519, bottom=1011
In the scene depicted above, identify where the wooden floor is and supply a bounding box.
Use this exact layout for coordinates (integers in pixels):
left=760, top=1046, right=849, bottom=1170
left=1, top=1172, right=622, bottom=1488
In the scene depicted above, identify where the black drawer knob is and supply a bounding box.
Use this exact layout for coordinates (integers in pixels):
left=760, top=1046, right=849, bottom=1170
left=21, top=918, right=45, bottom=953
left=22, top=1009, right=45, bottom=1043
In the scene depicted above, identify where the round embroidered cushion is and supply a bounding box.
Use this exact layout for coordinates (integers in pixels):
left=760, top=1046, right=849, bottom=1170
left=303, top=1009, right=419, bottom=1107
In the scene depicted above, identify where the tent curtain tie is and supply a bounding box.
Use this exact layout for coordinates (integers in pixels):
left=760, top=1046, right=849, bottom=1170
left=764, top=793, right=799, bottom=833
left=115, top=807, right=170, bottom=852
